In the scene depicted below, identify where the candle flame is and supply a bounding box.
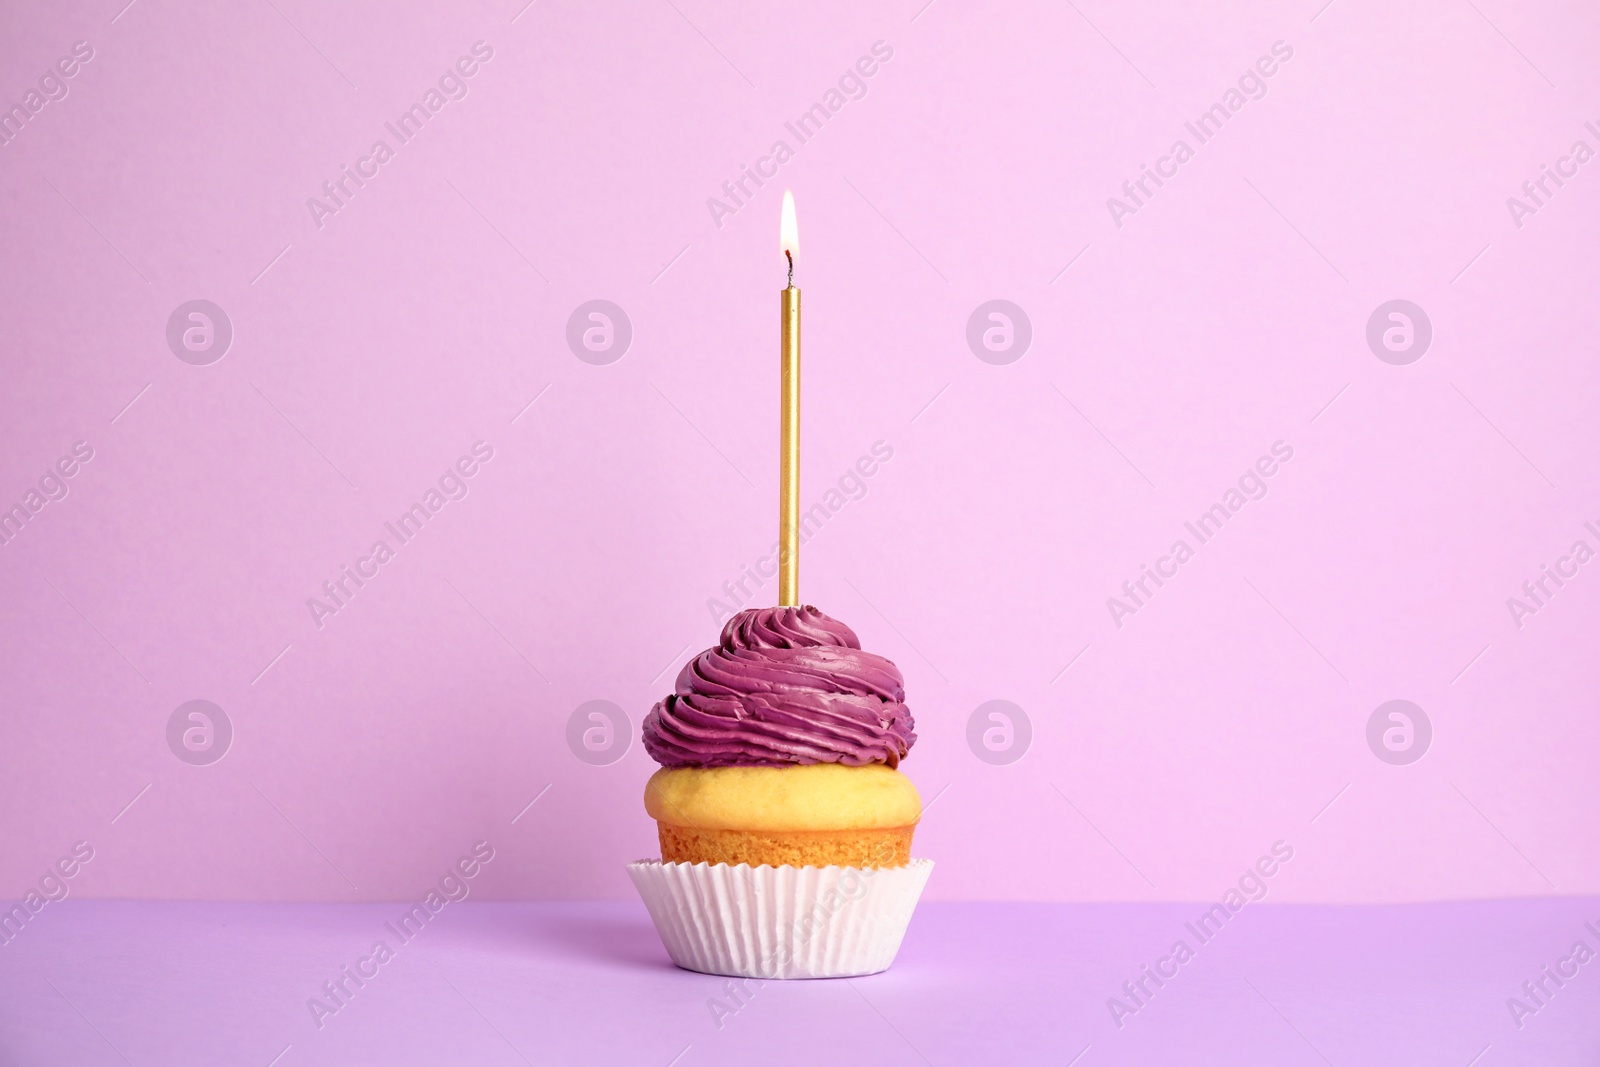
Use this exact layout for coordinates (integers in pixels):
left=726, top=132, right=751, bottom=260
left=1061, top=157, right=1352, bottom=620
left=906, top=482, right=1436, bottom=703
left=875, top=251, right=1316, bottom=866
left=780, top=190, right=799, bottom=260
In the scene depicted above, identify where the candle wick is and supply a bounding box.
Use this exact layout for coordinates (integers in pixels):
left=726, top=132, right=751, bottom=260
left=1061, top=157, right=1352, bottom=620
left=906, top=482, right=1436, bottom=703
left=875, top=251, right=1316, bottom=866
left=786, top=250, right=794, bottom=288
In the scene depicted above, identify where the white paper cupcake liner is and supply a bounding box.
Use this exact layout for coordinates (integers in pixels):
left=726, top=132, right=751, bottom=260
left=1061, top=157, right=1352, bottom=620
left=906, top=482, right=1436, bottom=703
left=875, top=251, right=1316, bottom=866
left=627, top=858, right=933, bottom=979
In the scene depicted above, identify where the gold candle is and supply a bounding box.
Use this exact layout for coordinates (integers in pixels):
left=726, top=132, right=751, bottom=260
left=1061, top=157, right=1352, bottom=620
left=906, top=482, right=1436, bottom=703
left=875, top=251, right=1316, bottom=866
left=778, top=190, right=801, bottom=605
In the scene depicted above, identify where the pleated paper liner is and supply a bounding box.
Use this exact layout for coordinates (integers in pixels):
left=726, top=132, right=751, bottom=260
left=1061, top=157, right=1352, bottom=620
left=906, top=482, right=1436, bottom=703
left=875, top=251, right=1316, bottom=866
left=627, top=858, right=933, bottom=979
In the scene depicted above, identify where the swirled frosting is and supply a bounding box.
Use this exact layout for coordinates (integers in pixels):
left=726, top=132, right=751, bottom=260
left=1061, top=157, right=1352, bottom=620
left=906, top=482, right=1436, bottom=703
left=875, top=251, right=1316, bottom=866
left=642, top=606, right=916, bottom=768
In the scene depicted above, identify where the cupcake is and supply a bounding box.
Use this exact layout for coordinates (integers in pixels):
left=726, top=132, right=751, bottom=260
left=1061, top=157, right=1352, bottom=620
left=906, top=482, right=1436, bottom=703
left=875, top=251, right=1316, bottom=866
left=628, top=604, right=933, bottom=979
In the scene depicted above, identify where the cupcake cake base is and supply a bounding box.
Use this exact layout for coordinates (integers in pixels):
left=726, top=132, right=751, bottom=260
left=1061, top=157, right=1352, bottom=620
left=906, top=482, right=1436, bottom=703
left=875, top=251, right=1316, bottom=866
left=628, top=858, right=934, bottom=979
left=657, top=824, right=915, bottom=868
left=645, top=762, right=922, bottom=869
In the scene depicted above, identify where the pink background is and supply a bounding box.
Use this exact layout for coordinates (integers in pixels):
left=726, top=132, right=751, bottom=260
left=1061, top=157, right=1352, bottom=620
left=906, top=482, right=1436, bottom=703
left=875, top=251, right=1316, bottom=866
left=2, top=0, right=1596, bottom=905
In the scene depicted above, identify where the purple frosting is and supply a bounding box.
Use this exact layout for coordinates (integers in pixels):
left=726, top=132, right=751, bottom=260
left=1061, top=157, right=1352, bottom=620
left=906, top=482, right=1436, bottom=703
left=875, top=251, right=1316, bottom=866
left=641, top=606, right=917, bottom=768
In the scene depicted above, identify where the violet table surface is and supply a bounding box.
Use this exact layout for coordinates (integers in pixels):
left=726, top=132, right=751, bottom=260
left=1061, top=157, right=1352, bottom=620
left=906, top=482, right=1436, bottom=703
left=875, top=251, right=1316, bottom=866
left=4, top=899, right=1597, bottom=1066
